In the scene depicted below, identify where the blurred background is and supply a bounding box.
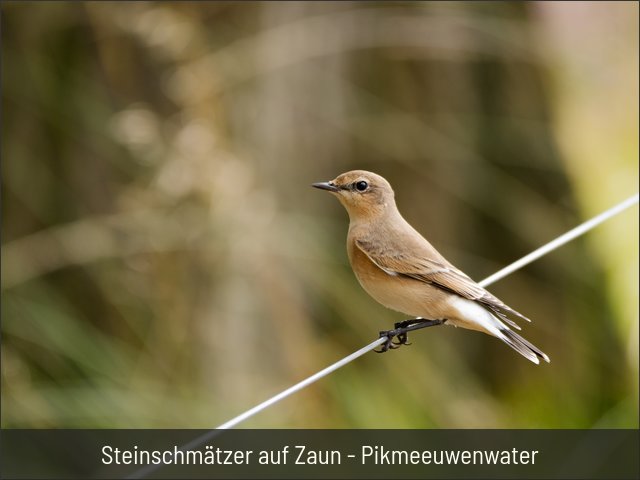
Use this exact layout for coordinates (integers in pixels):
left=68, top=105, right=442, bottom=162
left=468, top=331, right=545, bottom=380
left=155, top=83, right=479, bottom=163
left=2, top=1, right=638, bottom=429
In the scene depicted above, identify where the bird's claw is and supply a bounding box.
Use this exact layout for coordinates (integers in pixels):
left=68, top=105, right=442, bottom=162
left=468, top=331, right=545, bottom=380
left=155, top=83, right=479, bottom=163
left=375, top=330, right=403, bottom=353
left=374, top=332, right=390, bottom=353
left=375, top=318, right=444, bottom=353
left=392, top=321, right=416, bottom=346
left=393, top=334, right=411, bottom=346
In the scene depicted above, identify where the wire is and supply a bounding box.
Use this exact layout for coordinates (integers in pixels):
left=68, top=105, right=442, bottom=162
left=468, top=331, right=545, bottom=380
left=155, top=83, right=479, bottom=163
left=217, top=338, right=385, bottom=428
left=214, top=193, right=638, bottom=431
left=128, top=192, right=638, bottom=479
left=479, top=193, right=639, bottom=288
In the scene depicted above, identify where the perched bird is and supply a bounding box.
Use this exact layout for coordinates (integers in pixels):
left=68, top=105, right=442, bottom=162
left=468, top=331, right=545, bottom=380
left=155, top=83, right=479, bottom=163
left=313, top=170, right=550, bottom=364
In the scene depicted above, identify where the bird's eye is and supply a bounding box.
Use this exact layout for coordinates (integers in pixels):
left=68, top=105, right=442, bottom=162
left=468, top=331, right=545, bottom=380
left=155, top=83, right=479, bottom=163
left=355, top=180, right=369, bottom=192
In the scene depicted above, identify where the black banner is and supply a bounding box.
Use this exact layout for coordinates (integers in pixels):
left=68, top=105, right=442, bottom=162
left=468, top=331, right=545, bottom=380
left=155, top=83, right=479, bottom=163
left=1, top=429, right=638, bottom=479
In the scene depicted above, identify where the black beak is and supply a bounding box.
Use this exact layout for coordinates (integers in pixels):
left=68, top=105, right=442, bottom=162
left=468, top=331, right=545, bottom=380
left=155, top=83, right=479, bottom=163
left=312, top=181, right=340, bottom=192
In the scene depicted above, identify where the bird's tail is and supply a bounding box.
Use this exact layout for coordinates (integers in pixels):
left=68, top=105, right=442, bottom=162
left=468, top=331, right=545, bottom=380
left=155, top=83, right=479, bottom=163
left=498, top=328, right=550, bottom=365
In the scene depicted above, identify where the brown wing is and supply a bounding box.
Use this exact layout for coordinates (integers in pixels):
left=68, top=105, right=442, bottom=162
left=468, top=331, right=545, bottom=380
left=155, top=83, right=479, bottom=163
left=355, top=238, right=531, bottom=328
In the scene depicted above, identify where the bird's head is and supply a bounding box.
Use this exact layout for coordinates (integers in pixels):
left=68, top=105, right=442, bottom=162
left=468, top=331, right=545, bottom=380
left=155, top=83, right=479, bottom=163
left=312, top=170, right=396, bottom=221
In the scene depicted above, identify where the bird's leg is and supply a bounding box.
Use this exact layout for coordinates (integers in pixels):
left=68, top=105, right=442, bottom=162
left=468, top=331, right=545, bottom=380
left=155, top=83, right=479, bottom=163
left=375, top=319, right=445, bottom=353
left=392, top=318, right=428, bottom=345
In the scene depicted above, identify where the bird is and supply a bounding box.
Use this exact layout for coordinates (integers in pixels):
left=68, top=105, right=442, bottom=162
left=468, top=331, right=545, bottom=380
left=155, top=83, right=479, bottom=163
left=312, top=170, right=550, bottom=364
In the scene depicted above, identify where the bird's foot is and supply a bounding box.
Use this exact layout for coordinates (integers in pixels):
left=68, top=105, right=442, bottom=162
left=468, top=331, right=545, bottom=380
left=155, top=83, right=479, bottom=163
left=391, top=318, right=428, bottom=345
left=375, top=318, right=445, bottom=353
left=374, top=333, right=400, bottom=353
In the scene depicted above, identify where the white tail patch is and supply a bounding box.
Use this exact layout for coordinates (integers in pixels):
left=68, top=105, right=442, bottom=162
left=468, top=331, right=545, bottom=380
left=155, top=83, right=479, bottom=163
left=448, top=297, right=550, bottom=364
left=448, top=296, right=504, bottom=336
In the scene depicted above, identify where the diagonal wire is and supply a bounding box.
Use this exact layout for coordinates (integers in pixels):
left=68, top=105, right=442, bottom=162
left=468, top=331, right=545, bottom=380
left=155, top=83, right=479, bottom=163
left=216, top=193, right=637, bottom=431
left=478, top=193, right=640, bottom=288
left=128, top=192, right=638, bottom=479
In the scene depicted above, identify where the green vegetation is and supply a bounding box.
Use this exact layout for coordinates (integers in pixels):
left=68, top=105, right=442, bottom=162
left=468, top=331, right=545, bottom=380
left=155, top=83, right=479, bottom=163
left=2, top=2, right=638, bottom=428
